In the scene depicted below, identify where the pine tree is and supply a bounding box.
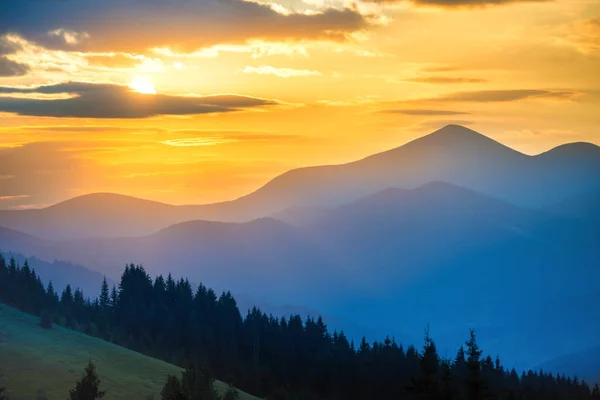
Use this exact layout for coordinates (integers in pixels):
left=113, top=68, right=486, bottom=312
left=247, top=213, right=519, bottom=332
left=68, top=361, right=106, bottom=400
left=465, top=329, right=487, bottom=400
left=0, top=372, right=7, bottom=400
left=99, top=278, right=109, bottom=309
left=110, top=285, right=118, bottom=309
left=39, top=311, right=53, bottom=329
left=161, top=376, right=186, bottom=400
left=181, top=364, right=218, bottom=400
left=220, top=386, right=239, bottom=400
left=410, top=327, right=441, bottom=399
left=592, top=383, right=600, bottom=398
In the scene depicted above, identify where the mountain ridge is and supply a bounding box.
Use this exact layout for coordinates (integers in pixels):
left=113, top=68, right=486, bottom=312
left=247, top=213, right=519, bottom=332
left=1, top=124, right=600, bottom=240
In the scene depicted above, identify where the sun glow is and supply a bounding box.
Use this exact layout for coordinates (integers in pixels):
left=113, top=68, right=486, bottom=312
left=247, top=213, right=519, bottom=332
left=129, top=78, right=156, bottom=95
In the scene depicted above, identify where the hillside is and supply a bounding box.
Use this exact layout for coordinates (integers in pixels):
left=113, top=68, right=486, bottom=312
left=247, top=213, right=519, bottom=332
left=0, top=303, right=260, bottom=400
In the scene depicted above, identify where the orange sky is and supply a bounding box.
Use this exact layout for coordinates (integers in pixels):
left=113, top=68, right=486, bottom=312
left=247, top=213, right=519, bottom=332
left=0, top=0, right=599, bottom=209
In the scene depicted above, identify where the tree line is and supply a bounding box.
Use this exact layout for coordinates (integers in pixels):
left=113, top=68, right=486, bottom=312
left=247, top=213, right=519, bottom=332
left=1, top=255, right=599, bottom=400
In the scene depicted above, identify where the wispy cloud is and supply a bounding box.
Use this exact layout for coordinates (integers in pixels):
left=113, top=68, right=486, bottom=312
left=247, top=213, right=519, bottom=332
left=162, top=138, right=238, bottom=147
left=364, top=0, right=551, bottom=7
left=563, top=18, right=600, bottom=54
left=426, top=89, right=580, bottom=103
left=407, top=77, right=488, bottom=84
left=241, top=65, right=322, bottom=78
left=379, top=109, right=470, bottom=115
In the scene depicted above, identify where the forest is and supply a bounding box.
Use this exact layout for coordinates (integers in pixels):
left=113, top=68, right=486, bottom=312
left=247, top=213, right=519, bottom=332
left=1, top=255, right=598, bottom=400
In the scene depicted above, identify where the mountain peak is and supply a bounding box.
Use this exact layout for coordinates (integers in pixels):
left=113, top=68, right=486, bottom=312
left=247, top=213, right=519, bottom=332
left=48, top=192, right=171, bottom=210
left=427, top=124, right=496, bottom=143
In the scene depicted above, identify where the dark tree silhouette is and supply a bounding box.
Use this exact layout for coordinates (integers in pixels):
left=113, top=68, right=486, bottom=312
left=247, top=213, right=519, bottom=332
left=68, top=361, right=106, bottom=400
left=465, top=329, right=489, bottom=400
left=0, top=372, right=7, bottom=400
left=99, top=278, right=109, bottom=310
left=0, top=255, right=596, bottom=400
left=39, top=311, right=53, bottom=329
left=161, top=376, right=186, bottom=400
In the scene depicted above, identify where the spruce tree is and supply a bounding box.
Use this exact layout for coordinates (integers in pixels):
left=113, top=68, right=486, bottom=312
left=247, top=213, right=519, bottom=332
left=465, top=329, right=486, bottom=400
left=99, top=278, right=110, bottom=309
left=110, top=286, right=118, bottom=309
left=161, top=376, right=186, bottom=400
left=0, top=372, right=7, bottom=400
left=411, top=327, right=441, bottom=399
left=68, top=361, right=106, bottom=400
left=593, top=384, right=600, bottom=398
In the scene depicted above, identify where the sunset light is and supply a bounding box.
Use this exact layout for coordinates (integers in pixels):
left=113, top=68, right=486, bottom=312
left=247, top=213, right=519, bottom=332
left=129, top=78, right=156, bottom=95
left=0, top=0, right=599, bottom=398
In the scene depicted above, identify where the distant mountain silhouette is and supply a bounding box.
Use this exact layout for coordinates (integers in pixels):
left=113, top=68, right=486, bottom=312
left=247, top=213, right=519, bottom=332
left=0, top=251, right=113, bottom=297
left=1, top=125, right=600, bottom=240
left=1, top=181, right=598, bottom=374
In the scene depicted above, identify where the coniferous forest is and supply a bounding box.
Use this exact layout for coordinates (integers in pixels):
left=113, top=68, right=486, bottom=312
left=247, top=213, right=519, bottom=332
left=1, top=255, right=599, bottom=400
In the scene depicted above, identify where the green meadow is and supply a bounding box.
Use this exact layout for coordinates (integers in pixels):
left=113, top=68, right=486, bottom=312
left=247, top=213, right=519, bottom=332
left=0, top=303, right=260, bottom=400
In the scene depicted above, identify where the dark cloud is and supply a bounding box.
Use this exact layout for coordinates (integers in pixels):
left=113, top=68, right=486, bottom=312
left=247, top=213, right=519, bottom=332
left=0, top=57, right=30, bottom=77
left=0, top=36, right=30, bottom=76
left=0, top=82, right=278, bottom=118
left=407, top=77, right=487, bottom=84
left=380, top=109, right=469, bottom=115
left=0, top=0, right=369, bottom=52
left=431, top=89, right=579, bottom=102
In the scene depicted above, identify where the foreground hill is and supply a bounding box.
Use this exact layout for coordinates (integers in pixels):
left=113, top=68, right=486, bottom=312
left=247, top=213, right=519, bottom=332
left=1, top=125, right=599, bottom=240
left=0, top=303, right=259, bottom=400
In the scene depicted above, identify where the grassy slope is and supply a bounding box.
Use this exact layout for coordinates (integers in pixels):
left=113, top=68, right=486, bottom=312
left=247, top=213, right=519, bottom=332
left=0, top=303, right=260, bottom=400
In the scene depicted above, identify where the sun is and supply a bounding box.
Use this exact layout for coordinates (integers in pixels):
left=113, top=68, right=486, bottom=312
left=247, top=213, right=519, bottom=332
left=129, top=78, right=156, bottom=95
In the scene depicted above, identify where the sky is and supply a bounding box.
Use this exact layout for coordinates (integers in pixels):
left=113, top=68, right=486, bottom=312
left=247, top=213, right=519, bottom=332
left=0, top=0, right=598, bottom=209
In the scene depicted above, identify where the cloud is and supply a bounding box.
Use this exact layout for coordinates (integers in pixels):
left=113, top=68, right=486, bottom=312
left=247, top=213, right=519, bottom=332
left=85, top=54, right=145, bottom=68
left=241, top=65, right=322, bottom=78
left=407, top=77, right=487, bottom=84
left=564, top=18, right=600, bottom=54
left=0, top=0, right=369, bottom=53
left=0, top=57, right=30, bottom=77
left=410, top=0, right=551, bottom=5
left=380, top=109, right=469, bottom=115
left=0, top=36, right=30, bottom=76
left=364, top=0, right=551, bottom=6
left=0, top=82, right=279, bottom=118
left=428, top=89, right=579, bottom=103
left=169, top=130, right=306, bottom=142
left=162, top=138, right=238, bottom=147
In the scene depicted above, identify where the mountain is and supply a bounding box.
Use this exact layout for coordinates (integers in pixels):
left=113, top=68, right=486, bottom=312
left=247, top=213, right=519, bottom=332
left=1, top=252, right=114, bottom=297
left=0, top=193, right=191, bottom=240
left=212, top=125, right=600, bottom=217
left=0, top=302, right=259, bottom=400
left=1, top=125, right=600, bottom=240
left=2, top=181, right=598, bottom=373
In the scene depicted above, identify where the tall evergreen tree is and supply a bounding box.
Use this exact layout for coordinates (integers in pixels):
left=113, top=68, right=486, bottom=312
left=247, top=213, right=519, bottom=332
left=110, top=285, right=118, bottom=311
left=0, top=372, right=7, bottom=400
left=410, top=327, right=441, bottom=399
left=99, top=278, right=110, bottom=309
left=68, top=361, right=106, bottom=400
left=161, top=376, right=186, bottom=400
left=465, top=329, right=487, bottom=400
